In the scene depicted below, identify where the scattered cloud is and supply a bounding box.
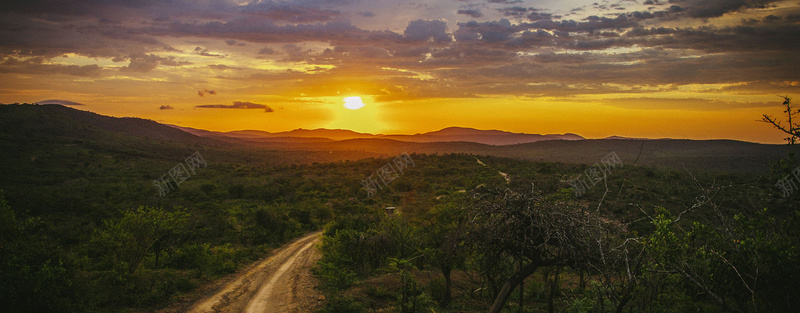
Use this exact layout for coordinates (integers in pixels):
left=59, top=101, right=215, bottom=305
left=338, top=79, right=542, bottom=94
left=240, top=2, right=341, bottom=23
left=193, top=47, right=225, bottom=58
left=0, top=57, right=104, bottom=76
left=404, top=19, right=452, bottom=43
left=121, top=54, right=190, bottom=73
left=159, top=105, right=174, bottom=110
left=257, top=47, right=277, bottom=55
left=36, top=99, right=85, bottom=106
left=680, top=0, right=777, bottom=18
left=196, top=101, right=274, bottom=112
left=487, top=0, right=523, bottom=4
left=198, top=89, right=217, bottom=97
left=457, top=9, right=483, bottom=18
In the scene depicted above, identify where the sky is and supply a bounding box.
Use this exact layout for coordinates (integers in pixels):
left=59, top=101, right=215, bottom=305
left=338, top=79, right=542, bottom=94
left=1, top=0, right=799, bottom=143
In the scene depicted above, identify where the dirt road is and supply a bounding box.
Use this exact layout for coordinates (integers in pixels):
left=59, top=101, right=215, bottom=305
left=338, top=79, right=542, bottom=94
left=187, top=232, right=323, bottom=313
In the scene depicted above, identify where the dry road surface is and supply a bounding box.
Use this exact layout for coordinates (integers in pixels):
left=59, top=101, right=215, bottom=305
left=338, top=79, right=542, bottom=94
left=187, top=232, right=323, bottom=313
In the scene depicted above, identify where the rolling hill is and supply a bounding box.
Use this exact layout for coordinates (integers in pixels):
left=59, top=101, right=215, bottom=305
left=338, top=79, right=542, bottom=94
left=0, top=103, right=216, bottom=145
left=172, top=125, right=583, bottom=145
left=2, top=103, right=797, bottom=173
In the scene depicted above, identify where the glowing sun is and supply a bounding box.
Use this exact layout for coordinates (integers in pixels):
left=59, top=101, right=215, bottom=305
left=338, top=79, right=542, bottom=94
left=343, top=96, right=365, bottom=110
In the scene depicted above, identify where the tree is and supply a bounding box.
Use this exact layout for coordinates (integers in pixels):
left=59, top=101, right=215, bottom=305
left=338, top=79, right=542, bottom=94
left=93, top=206, right=188, bottom=274
left=0, top=192, right=76, bottom=312
left=466, top=186, right=607, bottom=313
left=645, top=178, right=800, bottom=312
left=386, top=257, right=434, bottom=313
left=762, top=95, right=799, bottom=145
left=421, top=198, right=468, bottom=306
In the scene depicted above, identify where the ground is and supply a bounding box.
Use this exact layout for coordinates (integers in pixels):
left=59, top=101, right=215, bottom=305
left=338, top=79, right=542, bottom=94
left=163, top=232, right=324, bottom=313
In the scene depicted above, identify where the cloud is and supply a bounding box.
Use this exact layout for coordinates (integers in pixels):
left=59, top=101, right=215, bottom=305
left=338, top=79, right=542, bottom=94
left=257, top=47, right=276, bottom=55
left=404, top=19, right=452, bottom=43
left=240, top=2, right=341, bottom=23
left=457, top=9, right=483, bottom=18
left=679, top=0, right=776, bottom=18
left=121, top=54, right=190, bottom=73
left=455, top=19, right=526, bottom=43
left=602, top=97, right=776, bottom=111
left=206, top=64, right=240, bottom=70
left=280, top=44, right=319, bottom=62
left=526, top=11, right=555, bottom=21
left=163, top=20, right=371, bottom=45
left=196, top=101, right=274, bottom=112
left=198, top=89, right=217, bottom=97
left=0, top=57, right=104, bottom=76
left=193, top=47, right=225, bottom=58
left=35, top=99, right=85, bottom=106
left=159, top=105, right=174, bottom=110
left=1, top=0, right=798, bottom=105
left=0, top=11, right=174, bottom=60
left=488, top=0, right=523, bottom=4
left=497, top=6, right=529, bottom=17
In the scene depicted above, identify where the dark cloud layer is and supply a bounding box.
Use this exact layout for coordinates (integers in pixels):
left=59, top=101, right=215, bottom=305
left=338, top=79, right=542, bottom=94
left=0, top=0, right=798, bottom=102
left=241, top=2, right=341, bottom=23
left=1, top=57, right=104, bottom=76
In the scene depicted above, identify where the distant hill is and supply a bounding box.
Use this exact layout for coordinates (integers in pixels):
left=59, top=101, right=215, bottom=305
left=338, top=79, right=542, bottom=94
left=230, top=128, right=374, bottom=141
left=175, top=125, right=584, bottom=145
left=603, top=135, right=655, bottom=140
left=2, top=104, right=796, bottom=173
left=380, top=127, right=583, bottom=145
left=0, top=104, right=216, bottom=145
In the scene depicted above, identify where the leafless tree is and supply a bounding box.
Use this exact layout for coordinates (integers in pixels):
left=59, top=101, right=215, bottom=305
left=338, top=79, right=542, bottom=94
left=762, top=96, right=798, bottom=145
left=466, top=186, right=610, bottom=313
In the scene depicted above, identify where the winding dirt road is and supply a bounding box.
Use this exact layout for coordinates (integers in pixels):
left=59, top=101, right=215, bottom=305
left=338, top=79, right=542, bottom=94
left=187, top=232, right=323, bottom=313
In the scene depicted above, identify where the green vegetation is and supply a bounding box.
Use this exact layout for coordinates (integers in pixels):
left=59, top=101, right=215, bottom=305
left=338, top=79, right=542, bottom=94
left=314, top=154, right=800, bottom=313
left=1, top=103, right=799, bottom=312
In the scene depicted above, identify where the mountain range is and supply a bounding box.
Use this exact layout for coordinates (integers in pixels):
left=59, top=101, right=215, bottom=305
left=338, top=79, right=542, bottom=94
left=2, top=103, right=798, bottom=173
left=171, top=125, right=585, bottom=146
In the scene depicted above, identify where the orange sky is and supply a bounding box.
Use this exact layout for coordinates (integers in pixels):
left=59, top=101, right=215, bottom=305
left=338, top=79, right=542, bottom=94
left=1, top=0, right=799, bottom=143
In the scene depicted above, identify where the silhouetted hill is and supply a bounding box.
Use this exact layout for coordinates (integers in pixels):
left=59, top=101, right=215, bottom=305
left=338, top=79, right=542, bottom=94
left=169, top=119, right=794, bottom=173
left=0, top=104, right=215, bottom=145
left=179, top=125, right=584, bottom=145
left=0, top=104, right=380, bottom=172
left=380, top=126, right=583, bottom=145
left=3, top=104, right=795, bottom=173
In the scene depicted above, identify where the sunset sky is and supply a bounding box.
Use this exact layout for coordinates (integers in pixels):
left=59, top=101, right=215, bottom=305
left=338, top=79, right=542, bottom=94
left=1, top=0, right=799, bottom=143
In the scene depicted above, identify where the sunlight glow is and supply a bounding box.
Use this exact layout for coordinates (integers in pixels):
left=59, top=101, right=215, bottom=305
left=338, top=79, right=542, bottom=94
left=343, top=96, right=365, bottom=110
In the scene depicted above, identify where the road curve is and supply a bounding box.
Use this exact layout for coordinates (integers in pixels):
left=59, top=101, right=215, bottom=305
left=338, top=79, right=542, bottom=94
left=187, top=231, right=322, bottom=313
